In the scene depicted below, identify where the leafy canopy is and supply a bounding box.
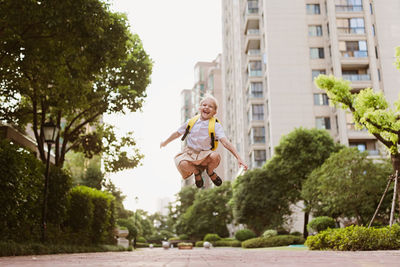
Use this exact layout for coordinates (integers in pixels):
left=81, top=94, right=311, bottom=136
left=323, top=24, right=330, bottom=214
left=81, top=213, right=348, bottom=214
left=0, top=0, right=153, bottom=171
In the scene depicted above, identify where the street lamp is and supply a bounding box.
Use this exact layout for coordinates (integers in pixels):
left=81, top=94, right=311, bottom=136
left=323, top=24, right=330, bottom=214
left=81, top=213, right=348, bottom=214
left=133, top=196, right=139, bottom=249
left=41, top=120, right=59, bottom=242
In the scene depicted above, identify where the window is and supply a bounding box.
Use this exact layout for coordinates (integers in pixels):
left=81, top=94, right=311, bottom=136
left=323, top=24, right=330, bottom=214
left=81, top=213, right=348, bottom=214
left=251, top=127, right=265, bottom=144
left=248, top=61, right=262, bottom=76
left=314, top=93, right=329, bottom=105
left=337, top=18, right=365, bottom=34
left=306, top=4, right=321, bottom=14
left=310, top=48, right=324, bottom=59
left=349, top=142, right=366, bottom=152
left=252, top=150, right=266, bottom=168
left=335, top=0, right=363, bottom=12
left=339, top=41, right=368, bottom=57
left=312, top=69, right=326, bottom=80
left=308, top=25, right=323, bottom=36
left=316, top=117, right=331, bottom=129
left=249, top=82, right=263, bottom=98
left=251, top=104, right=264, bottom=121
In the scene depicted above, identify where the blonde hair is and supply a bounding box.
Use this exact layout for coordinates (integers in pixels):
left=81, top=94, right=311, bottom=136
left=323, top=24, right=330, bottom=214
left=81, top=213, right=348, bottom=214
left=199, top=94, right=218, bottom=111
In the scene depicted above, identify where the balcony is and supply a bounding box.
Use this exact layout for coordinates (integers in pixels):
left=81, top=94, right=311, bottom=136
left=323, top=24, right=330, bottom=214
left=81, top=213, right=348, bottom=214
left=337, top=27, right=365, bottom=35
left=341, top=51, right=369, bottom=68
left=341, top=51, right=368, bottom=58
left=342, top=74, right=370, bottom=81
left=335, top=5, right=363, bottom=12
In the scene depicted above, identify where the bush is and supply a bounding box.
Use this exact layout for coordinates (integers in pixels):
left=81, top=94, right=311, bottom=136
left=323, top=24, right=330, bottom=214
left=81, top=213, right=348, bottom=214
left=0, top=240, right=126, bottom=256
left=0, top=140, right=44, bottom=242
left=235, top=229, right=257, bottom=241
left=137, top=236, right=146, bottom=243
left=307, top=216, right=336, bottom=233
left=195, top=241, right=204, bottom=247
left=66, top=186, right=116, bottom=245
left=215, top=240, right=242, bottom=247
left=204, top=233, right=221, bottom=242
left=262, top=229, right=278, bottom=238
left=179, top=234, right=189, bottom=240
left=242, top=235, right=305, bottom=248
left=168, top=236, right=181, bottom=241
left=305, top=224, right=400, bottom=251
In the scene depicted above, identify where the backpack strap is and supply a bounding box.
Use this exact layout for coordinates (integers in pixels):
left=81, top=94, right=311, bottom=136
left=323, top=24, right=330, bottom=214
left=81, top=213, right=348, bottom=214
left=209, top=117, right=219, bottom=151
left=181, top=114, right=200, bottom=141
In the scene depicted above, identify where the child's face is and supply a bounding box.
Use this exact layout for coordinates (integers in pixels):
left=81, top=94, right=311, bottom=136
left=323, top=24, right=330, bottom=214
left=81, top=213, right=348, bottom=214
left=199, top=98, right=217, bottom=120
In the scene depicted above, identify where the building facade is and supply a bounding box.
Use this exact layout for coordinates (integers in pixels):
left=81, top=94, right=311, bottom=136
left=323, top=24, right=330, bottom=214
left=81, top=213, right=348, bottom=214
left=222, top=0, right=400, bottom=176
left=180, top=54, right=227, bottom=188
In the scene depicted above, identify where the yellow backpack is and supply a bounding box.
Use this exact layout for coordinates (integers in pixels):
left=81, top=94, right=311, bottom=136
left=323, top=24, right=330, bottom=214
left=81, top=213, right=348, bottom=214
left=181, top=114, right=219, bottom=151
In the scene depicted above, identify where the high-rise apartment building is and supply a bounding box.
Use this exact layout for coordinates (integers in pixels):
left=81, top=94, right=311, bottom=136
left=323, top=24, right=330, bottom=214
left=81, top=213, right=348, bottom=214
left=222, top=0, right=400, bottom=177
left=180, top=54, right=226, bottom=188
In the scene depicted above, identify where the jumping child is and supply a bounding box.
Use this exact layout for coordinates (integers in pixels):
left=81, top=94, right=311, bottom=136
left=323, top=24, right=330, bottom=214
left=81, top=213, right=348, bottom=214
left=160, top=94, right=248, bottom=188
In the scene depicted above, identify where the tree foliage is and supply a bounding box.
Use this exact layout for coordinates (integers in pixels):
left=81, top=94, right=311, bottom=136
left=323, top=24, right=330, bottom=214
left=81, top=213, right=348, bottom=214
left=0, top=0, right=152, bottom=172
left=302, top=147, right=393, bottom=225
left=315, top=48, right=400, bottom=163
left=231, top=168, right=292, bottom=235
left=177, top=182, right=233, bottom=239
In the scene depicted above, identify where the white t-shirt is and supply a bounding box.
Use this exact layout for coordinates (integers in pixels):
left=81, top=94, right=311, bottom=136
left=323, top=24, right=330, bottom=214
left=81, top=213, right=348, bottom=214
left=178, top=117, right=225, bottom=151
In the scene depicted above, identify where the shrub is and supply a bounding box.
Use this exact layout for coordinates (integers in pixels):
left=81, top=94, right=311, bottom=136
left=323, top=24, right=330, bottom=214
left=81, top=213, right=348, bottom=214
left=179, top=234, right=189, bottom=240
left=195, top=241, right=204, bottom=247
left=262, top=229, right=278, bottom=238
left=204, top=233, right=221, bottom=242
left=66, top=186, right=115, bottom=245
left=305, top=224, right=400, bottom=251
left=215, top=240, right=242, bottom=247
left=242, top=235, right=305, bottom=248
left=0, top=140, right=44, bottom=242
left=0, top=240, right=126, bottom=256
left=235, top=229, right=257, bottom=241
left=307, top=216, right=336, bottom=233
left=137, top=237, right=146, bottom=243
left=168, top=236, right=181, bottom=241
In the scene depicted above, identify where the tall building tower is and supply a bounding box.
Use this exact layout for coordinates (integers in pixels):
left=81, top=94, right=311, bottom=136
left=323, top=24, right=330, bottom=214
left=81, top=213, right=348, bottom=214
left=222, top=0, right=400, bottom=174
left=180, top=54, right=226, bottom=188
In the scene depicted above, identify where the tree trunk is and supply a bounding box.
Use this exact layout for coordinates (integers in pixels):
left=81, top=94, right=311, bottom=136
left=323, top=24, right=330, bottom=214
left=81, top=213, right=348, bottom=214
left=303, top=211, right=309, bottom=238
left=392, top=154, right=400, bottom=221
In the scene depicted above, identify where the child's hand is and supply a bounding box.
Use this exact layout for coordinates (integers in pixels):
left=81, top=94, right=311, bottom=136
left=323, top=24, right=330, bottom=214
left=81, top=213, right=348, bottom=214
left=238, top=159, right=248, bottom=171
left=160, top=141, right=165, bottom=148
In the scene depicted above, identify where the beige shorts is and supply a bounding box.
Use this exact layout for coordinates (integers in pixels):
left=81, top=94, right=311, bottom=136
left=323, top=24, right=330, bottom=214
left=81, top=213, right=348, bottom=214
left=174, top=147, right=214, bottom=178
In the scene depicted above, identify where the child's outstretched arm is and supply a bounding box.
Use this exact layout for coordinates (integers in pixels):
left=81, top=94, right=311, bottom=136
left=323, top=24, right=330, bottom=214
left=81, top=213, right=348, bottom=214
left=219, top=137, right=248, bottom=170
left=160, top=131, right=182, bottom=148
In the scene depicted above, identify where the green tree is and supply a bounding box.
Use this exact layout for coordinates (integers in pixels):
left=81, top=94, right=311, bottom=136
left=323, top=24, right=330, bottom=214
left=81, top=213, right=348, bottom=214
left=231, top=168, right=292, bottom=235
left=315, top=47, right=400, bottom=213
left=302, top=147, right=393, bottom=225
left=178, top=182, right=233, bottom=239
left=170, top=186, right=197, bottom=234
left=0, top=0, right=152, bottom=172
left=264, top=128, right=341, bottom=236
left=103, top=180, right=133, bottom=219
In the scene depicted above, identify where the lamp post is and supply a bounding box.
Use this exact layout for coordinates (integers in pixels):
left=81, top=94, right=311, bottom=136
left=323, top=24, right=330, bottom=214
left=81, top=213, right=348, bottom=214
left=41, top=120, right=59, bottom=242
left=133, top=196, right=139, bottom=249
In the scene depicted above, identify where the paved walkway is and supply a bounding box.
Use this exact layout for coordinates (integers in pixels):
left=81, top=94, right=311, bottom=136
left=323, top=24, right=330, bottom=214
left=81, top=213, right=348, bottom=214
left=1, top=247, right=400, bottom=267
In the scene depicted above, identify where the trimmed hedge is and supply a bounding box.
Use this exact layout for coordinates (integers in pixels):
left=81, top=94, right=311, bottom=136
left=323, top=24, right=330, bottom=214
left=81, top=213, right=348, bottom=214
left=242, top=235, right=305, bottom=248
left=195, top=241, right=204, bottom=247
left=204, top=233, right=221, bottom=242
left=305, top=224, right=400, bottom=251
left=262, top=229, right=278, bottom=238
left=235, top=229, right=256, bottom=241
left=215, top=240, right=242, bottom=247
left=66, top=186, right=116, bottom=245
left=0, top=241, right=126, bottom=257
left=307, top=216, right=336, bottom=233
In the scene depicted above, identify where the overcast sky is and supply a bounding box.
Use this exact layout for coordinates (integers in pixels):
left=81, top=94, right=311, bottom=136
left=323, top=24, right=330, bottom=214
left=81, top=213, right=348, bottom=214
left=105, top=0, right=222, bottom=213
